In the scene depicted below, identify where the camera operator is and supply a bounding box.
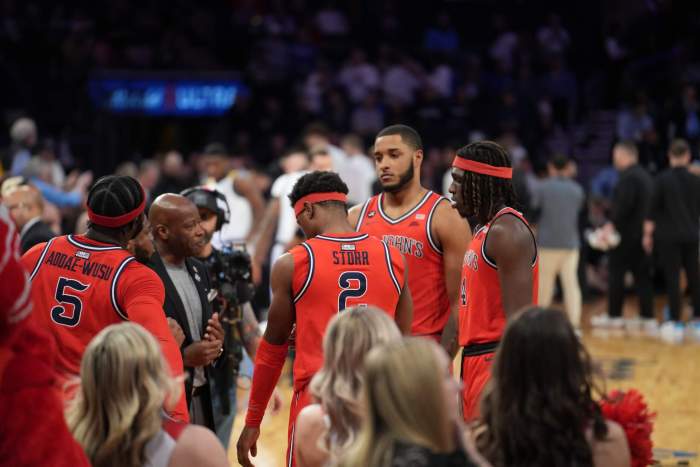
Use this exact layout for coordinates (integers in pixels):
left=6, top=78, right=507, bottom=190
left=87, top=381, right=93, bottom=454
left=182, top=186, right=281, bottom=448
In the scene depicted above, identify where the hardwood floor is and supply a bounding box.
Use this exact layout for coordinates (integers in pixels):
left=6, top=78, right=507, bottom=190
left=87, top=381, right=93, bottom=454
left=226, top=299, right=700, bottom=466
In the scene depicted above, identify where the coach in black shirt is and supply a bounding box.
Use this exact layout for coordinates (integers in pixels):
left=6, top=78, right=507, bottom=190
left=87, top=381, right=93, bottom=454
left=644, top=139, right=700, bottom=327
left=606, top=141, right=654, bottom=326
left=148, top=193, right=224, bottom=430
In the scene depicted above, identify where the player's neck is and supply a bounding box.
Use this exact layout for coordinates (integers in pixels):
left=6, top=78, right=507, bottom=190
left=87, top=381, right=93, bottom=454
left=319, top=218, right=356, bottom=236
left=382, top=181, right=426, bottom=208
left=85, top=228, right=126, bottom=248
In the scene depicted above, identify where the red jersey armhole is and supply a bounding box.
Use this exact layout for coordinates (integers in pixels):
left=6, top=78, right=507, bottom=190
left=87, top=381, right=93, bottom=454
left=290, top=244, right=312, bottom=302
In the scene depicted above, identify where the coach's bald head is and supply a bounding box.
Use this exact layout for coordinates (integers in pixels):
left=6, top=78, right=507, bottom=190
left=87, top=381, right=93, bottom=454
left=149, top=193, right=205, bottom=261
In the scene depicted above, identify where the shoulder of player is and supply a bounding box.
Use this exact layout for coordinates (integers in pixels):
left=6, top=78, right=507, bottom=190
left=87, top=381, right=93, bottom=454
left=347, top=201, right=367, bottom=226
left=486, top=215, right=533, bottom=252
left=430, top=196, right=469, bottom=236
left=122, top=257, right=163, bottom=285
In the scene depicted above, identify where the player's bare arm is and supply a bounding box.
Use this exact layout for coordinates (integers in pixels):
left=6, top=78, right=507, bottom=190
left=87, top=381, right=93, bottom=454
left=486, top=215, right=537, bottom=318
left=237, top=253, right=295, bottom=467
left=346, top=203, right=363, bottom=230
left=432, top=199, right=471, bottom=356
left=252, top=198, right=280, bottom=267
left=234, top=176, right=266, bottom=240
left=395, top=253, right=413, bottom=334
left=238, top=302, right=263, bottom=357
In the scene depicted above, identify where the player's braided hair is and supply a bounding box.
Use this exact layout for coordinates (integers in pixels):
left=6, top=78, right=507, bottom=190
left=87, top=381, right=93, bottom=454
left=288, top=170, right=349, bottom=212
left=455, top=141, right=517, bottom=225
left=86, top=175, right=144, bottom=234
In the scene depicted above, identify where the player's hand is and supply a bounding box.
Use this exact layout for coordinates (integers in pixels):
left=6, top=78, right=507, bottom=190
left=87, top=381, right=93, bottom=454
left=204, top=312, right=225, bottom=343
left=167, top=318, right=185, bottom=347
left=269, top=388, right=282, bottom=415
left=237, top=426, right=260, bottom=467
left=183, top=340, right=221, bottom=367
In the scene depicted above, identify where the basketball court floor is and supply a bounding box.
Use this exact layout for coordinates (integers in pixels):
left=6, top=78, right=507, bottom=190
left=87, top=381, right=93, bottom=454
left=227, top=298, right=700, bottom=466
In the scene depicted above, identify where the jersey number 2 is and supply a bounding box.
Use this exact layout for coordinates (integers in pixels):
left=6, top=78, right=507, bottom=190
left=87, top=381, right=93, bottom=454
left=338, top=271, right=367, bottom=312
left=51, top=277, right=90, bottom=327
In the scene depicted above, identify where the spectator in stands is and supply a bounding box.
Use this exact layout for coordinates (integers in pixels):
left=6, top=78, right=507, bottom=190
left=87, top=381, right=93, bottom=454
left=475, top=307, right=631, bottom=467
left=7, top=117, right=37, bottom=176
left=592, top=142, right=654, bottom=329
left=616, top=95, right=655, bottom=143
left=139, top=159, right=161, bottom=206
left=382, top=54, right=423, bottom=107
left=67, top=322, right=229, bottom=467
left=423, top=12, right=460, bottom=55
left=152, top=151, right=197, bottom=199
left=338, top=49, right=381, bottom=104
left=2, top=185, right=55, bottom=253
left=537, top=14, right=570, bottom=56
left=294, top=307, right=401, bottom=467
left=22, top=158, right=92, bottom=209
left=350, top=92, right=385, bottom=139
left=532, top=154, right=585, bottom=330
left=669, top=84, right=700, bottom=153
left=645, top=139, right=700, bottom=342
left=489, top=15, right=518, bottom=72
left=336, top=338, right=483, bottom=467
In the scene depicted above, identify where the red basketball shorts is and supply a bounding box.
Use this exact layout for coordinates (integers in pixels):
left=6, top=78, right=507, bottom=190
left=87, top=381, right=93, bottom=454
left=460, top=352, right=495, bottom=421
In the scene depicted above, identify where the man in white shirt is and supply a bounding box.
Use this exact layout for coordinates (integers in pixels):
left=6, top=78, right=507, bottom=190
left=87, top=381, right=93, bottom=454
left=200, top=143, right=265, bottom=248
left=253, top=148, right=310, bottom=268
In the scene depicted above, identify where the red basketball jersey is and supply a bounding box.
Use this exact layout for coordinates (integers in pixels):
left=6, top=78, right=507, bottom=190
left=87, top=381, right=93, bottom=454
left=355, top=191, right=449, bottom=336
left=23, top=235, right=159, bottom=381
left=458, top=207, right=539, bottom=347
left=290, top=232, right=405, bottom=390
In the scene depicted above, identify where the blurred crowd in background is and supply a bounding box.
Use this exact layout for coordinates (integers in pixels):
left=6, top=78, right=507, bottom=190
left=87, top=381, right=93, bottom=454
left=2, top=0, right=700, bottom=329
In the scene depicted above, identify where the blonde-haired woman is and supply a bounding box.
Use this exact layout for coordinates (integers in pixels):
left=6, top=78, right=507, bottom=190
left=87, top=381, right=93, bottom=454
left=335, top=337, right=487, bottom=467
left=66, top=322, right=229, bottom=467
left=294, top=307, right=402, bottom=467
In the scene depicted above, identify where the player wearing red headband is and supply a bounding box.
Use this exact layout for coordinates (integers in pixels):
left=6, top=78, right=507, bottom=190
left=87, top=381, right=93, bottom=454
left=237, top=171, right=413, bottom=467
left=349, top=125, right=470, bottom=355
left=21, top=175, right=189, bottom=422
left=448, top=141, right=538, bottom=421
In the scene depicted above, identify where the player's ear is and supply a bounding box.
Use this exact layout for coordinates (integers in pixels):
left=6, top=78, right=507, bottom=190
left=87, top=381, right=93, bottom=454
left=414, top=149, right=423, bottom=167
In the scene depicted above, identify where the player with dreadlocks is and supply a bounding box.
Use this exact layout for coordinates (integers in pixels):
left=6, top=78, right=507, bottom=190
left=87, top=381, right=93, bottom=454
left=21, top=175, right=189, bottom=422
left=448, top=140, right=539, bottom=421
left=237, top=170, right=412, bottom=467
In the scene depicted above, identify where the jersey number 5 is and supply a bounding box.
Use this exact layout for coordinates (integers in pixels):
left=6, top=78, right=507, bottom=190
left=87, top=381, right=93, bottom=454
left=51, top=277, right=90, bottom=327
left=338, top=271, right=367, bottom=312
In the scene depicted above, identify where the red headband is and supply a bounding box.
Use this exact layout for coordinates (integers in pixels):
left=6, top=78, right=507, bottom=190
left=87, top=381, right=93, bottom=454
left=87, top=186, right=146, bottom=228
left=452, top=157, right=513, bottom=179
left=294, top=192, right=347, bottom=216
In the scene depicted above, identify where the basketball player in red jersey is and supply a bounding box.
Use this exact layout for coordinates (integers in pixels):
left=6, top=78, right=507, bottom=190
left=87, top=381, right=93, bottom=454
left=21, top=175, right=189, bottom=422
left=237, top=171, right=412, bottom=467
left=448, top=141, right=538, bottom=421
left=349, top=124, right=470, bottom=353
